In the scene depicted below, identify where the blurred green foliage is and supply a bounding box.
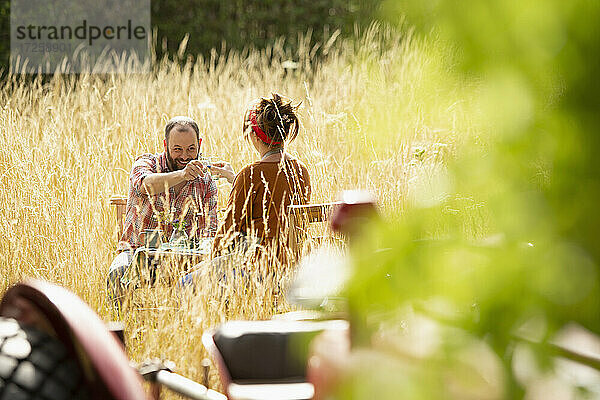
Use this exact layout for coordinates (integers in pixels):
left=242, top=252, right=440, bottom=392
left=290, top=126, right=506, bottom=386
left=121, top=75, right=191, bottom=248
left=343, top=0, right=600, bottom=398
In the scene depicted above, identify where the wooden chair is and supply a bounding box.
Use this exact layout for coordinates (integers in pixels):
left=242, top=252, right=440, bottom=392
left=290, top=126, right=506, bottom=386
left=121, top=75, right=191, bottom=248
left=111, top=196, right=338, bottom=258
left=287, top=202, right=341, bottom=261
left=109, top=195, right=128, bottom=241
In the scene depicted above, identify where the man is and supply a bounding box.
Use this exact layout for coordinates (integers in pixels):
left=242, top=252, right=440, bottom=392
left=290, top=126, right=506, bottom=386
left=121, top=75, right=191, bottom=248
left=108, top=116, right=218, bottom=300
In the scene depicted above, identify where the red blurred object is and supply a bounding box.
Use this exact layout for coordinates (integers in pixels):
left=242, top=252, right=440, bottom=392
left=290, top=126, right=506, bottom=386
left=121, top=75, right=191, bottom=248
left=306, top=328, right=351, bottom=400
left=330, top=190, right=378, bottom=237
left=0, top=279, right=148, bottom=400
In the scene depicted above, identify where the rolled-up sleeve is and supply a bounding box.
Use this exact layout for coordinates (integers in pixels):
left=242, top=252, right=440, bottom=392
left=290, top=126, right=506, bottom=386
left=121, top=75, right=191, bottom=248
left=130, top=154, right=156, bottom=196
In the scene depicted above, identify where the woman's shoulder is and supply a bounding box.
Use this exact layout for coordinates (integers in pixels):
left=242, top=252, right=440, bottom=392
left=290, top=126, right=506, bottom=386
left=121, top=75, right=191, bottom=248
left=238, top=161, right=264, bottom=176
left=239, top=156, right=309, bottom=177
left=283, top=155, right=310, bottom=175
left=233, top=162, right=268, bottom=185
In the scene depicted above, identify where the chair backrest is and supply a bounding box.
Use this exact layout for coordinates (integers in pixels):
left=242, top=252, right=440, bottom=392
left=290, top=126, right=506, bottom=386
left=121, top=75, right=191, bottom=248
left=109, top=195, right=128, bottom=242
left=202, top=320, right=348, bottom=400
left=287, top=202, right=341, bottom=260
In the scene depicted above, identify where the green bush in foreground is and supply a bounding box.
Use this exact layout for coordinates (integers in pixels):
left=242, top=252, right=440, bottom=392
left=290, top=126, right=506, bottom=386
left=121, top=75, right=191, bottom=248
left=343, top=0, right=600, bottom=398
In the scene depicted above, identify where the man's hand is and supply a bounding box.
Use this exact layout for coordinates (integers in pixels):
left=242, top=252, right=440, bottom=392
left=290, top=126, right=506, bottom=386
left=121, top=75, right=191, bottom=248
left=182, top=160, right=207, bottom=181
left=139, top=160, right=208, bottom=195
left=209, top=161, right=236, bottom=184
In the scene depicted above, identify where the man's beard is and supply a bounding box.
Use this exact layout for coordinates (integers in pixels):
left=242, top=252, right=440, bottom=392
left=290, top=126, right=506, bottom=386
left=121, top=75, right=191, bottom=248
left=166, top=148, right=198, bottom=171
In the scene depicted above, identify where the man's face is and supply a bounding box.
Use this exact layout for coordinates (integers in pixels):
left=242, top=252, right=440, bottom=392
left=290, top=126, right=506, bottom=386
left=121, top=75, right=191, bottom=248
left=165, top=128, right=200, bottom=171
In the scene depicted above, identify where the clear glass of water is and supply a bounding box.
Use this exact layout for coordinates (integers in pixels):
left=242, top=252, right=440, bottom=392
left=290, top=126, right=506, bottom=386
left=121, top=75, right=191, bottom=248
left=198, top=156, right=220, bottom=181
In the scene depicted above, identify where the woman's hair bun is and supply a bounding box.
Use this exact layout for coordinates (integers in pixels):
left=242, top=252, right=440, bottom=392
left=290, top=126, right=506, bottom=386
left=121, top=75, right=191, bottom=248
left=264, top=105, right=277, bottom=123
left=249, top=93, right=300, bottom=146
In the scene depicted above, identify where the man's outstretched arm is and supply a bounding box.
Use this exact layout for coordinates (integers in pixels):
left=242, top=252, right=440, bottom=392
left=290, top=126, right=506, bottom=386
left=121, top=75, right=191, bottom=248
left=138, top=160, right=206, bottom=195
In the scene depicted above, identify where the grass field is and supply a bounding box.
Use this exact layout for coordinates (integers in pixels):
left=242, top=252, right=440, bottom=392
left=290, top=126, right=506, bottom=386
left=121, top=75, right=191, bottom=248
left=0, top=24, right=477, bottom=394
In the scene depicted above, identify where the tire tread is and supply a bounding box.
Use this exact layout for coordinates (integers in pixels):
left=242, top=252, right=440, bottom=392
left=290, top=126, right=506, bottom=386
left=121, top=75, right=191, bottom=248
left=0, top=317, right=88, bottom=399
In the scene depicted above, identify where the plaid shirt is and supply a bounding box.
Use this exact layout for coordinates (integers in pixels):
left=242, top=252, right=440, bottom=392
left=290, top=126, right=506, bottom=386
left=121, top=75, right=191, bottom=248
left=117, top=152, right=218, bottom=251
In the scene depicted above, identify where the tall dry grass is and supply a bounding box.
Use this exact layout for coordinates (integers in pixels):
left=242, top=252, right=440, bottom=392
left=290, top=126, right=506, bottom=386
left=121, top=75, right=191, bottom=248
left=0, top=24, right=478, bottom=394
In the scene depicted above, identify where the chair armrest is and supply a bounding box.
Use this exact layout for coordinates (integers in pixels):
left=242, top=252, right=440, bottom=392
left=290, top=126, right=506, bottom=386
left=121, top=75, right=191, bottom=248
left=288, top=202, right=341, bottom=224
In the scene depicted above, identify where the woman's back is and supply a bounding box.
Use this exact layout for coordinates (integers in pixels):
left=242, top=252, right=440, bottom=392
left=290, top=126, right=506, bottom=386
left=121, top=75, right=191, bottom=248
left=210, top=93, right=309, bottom=264
left=214, top=156, right=310, bottom=251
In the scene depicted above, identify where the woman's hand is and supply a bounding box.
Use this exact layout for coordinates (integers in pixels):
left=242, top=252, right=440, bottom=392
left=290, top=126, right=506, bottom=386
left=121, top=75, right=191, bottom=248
left=209, top=161, right=236, bottom=184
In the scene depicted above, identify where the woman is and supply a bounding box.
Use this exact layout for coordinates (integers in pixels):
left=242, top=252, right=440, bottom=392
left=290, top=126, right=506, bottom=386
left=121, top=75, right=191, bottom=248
left=209, top=93, right=311, bottom=264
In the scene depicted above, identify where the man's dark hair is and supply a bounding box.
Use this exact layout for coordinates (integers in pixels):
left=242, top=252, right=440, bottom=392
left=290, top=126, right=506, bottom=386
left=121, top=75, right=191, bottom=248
left=165, top=116, right=200, bottom=143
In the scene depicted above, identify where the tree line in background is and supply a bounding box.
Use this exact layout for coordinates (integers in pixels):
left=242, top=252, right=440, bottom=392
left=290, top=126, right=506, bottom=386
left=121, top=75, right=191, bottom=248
left=0, top=0, right=381, bottom=74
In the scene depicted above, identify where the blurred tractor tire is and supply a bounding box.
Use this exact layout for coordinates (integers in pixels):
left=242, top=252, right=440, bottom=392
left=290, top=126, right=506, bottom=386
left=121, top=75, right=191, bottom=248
left=0, top=317, right=88, bottom=399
